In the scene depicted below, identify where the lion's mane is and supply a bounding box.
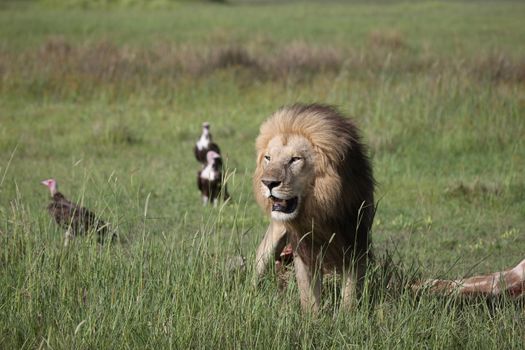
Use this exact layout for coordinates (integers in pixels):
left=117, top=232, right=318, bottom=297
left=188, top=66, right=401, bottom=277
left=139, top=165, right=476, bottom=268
left=253, top=104, right=375, bottom=270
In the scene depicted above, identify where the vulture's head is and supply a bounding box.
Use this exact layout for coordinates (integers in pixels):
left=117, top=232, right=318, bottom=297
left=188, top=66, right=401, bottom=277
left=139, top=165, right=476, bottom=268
left=41, top=178, right=58, bottom=196
left=201, top=122, right=211, bottom=137
left=206, top=150, right=221, bottom=164
left=206, top=151, right=222, bottom=170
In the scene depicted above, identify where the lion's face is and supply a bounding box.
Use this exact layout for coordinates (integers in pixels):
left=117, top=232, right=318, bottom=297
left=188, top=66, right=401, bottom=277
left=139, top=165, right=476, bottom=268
left=258, top=134, right=315, bottom=221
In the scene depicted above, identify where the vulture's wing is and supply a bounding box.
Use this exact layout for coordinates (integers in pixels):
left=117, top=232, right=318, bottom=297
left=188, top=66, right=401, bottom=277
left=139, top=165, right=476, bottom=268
left=209, top=142, right=221, bottom=156
left=48, top=194, right=107, bottom=235
left=197, top=170, right=204, bottom=192
left=194, top=144, right=204, bottom=163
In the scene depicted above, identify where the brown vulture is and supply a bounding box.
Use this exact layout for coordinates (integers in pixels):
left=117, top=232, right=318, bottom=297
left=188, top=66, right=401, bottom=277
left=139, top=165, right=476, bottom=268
left=194, top=122, right=221, bottom=164
left=197, top=151, right=230, bottom=206
left=41, top=179, right=113, bottom=246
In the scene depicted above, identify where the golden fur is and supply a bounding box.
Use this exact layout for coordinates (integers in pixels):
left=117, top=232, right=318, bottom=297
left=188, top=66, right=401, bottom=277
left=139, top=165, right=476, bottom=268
left=253, top=104, right=375, bottom=311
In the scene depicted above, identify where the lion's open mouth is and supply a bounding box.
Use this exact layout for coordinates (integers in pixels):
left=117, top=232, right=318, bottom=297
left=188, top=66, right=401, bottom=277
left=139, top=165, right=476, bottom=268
left=270, top=196, right=298, bottom=214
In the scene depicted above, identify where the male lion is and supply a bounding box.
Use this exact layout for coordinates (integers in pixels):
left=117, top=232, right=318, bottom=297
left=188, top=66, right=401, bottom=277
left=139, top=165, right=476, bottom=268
left=253, top=104, right=375, bottom=312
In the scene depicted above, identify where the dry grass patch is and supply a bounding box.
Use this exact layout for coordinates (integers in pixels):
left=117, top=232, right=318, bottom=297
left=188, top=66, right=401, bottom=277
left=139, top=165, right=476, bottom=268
left=368, top=29, right=407, bottom=51
left=445, top=179, right=504, bottom=199
left=1, top=37, right=524, bottom=99
left=266, top=41, right=343, bottom=77
left=471, top=53, right=525, bottom=83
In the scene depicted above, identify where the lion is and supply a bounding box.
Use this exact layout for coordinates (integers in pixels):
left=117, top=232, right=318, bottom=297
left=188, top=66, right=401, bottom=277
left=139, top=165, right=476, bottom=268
left=253, top=104, right=375, bottom=312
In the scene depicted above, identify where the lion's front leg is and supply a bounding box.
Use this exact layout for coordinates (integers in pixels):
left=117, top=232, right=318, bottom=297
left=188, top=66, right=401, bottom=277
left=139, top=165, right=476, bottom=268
left=294, top=252, right=322, bottom=313
left=254, top=221, right=288, bottom=284
left=341, top=258, right=367, bottom=310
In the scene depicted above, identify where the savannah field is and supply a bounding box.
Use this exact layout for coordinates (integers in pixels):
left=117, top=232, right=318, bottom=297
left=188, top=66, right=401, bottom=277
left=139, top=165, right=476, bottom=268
left=1, top=0, right=524, bottom=348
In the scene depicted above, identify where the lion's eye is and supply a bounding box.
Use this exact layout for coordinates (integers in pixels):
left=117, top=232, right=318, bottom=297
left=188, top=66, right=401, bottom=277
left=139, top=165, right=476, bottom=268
left=290, top=157, right=302, bottom=164
left=264, top=155, right=271, bottom=162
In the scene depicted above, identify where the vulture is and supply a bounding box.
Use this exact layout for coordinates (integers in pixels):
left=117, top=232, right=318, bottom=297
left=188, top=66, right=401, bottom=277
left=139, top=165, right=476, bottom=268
left=197, top=151, right=230, bottom=206
left=194, top=122, right=221, bottom=164
left=41, top=179, right=113, bottom=246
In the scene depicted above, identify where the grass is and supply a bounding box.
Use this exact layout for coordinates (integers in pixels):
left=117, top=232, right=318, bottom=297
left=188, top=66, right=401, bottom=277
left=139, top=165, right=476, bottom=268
left=1, top=0, right=525, bottom=348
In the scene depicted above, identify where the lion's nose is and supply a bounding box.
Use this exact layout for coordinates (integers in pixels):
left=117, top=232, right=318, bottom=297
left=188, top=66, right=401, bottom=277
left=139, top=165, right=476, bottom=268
left=262, top=179, right=281, bottom=191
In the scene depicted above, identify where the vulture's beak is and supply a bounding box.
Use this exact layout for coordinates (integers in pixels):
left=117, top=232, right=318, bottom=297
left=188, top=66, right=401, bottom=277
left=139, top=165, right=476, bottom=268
left=40, top=180, right=49, bottom=187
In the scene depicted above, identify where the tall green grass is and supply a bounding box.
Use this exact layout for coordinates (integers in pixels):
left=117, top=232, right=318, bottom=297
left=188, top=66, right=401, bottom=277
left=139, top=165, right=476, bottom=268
left=1, top=182, right=524, bottom=348
left=1, top=1, right=524, bottom=348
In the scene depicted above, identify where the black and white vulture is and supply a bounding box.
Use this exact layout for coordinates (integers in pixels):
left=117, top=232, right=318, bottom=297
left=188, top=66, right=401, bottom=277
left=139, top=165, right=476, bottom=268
left=197, top=151, right=230, bottom=206
left=194, top=122, right=221, bottom=164
left=41, top=179, right=113, bottom=246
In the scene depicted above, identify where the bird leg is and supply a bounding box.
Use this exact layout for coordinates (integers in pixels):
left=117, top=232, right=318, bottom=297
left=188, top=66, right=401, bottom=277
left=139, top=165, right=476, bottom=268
left=64, top=228, right=73, bottom=247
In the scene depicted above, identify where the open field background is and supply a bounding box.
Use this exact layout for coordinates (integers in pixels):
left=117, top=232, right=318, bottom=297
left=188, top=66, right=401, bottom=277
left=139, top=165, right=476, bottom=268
left=1, top=0, right=524, bottom=348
